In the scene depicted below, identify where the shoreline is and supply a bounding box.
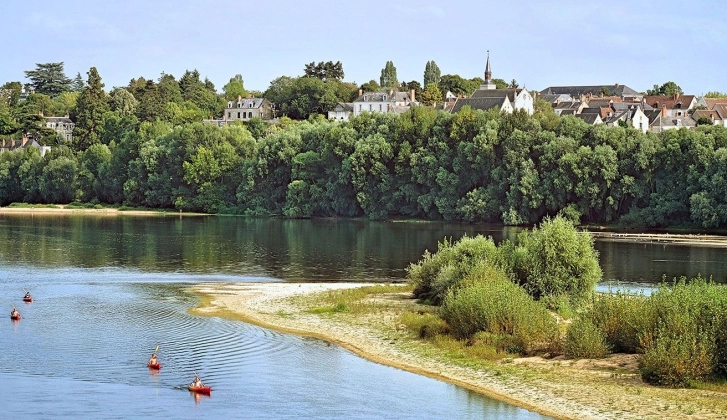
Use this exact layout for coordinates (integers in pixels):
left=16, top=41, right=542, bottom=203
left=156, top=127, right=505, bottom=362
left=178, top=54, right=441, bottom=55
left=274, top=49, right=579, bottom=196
left=0, top=206, right=206, bottom=217
left=189, top=282, right=727, bottom=420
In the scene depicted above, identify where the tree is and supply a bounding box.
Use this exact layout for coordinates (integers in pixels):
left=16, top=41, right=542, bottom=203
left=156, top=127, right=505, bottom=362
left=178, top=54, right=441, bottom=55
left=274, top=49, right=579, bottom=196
left=509, top=79, right=519, bottom=89
left=705, top=91, right=727, bottom=98
left=438, top=74, right=480, bottom=96
left=303, top=61, right=344, bottom=81
left=1, top=81, right=23, bottom=106
left=379, top=61, right=398, bottom=88
left=53, top=91, right=78, bottom=116
left=360, top=80, right=380, bottom=93
left=420, top=83, right=442, bottom=106
left=492, top=78, right=509, bottom=89
left=222, top=74, right=247, bottom=101
left=646, top=81, right=683, bottom=96
left=423, top=60, right=441, bottom=87
left=108, top=88, right=138, bottom=117
left=0, top=102, right=17, bottom=135
left=401, top=80, right=422, bottom=102
left=71, top=72, right=85, bottom=92
left=24, top=62, right=72, bottom=97
left=72, top=67, right=110, bottom=150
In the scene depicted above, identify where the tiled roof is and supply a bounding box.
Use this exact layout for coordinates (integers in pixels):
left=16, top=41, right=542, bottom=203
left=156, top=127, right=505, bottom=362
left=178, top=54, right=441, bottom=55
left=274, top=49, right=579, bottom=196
left=450, top=97, right=508, bottom=113
left=704, top=98, right=727, bottom=109
left=470, top=88, right=520, bottom=102
left=44, top=116, right=73, bottom=123
left=713, top=104, right=727, bottom=119
left=227, top=98, right=268, bottom=109
left=576, top=113, right=602, bottom=124
left=353, top=91, right=412, bottom=103
left=643, top=95, right=696, bottom=110
left=540, top=84, right=641, bottom=97
left=692, top=109, right=721, bottom=122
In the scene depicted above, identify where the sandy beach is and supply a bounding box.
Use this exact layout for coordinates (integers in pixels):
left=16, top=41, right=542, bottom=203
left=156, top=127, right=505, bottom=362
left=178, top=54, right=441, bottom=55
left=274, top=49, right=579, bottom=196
left=190, top=282, right=727, bottom=420
left=0, top=206, right=203, bottom=217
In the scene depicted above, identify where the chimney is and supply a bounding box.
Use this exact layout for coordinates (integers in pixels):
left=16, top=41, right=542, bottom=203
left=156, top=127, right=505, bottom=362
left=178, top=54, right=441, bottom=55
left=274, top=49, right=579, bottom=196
left=673, top=92, right=679, bottom=100
left=237, top=95, right=242, bottom=101
left=22, top=134, right=28, bottom=146
left=662, top=105, right=667, bottom=118
left=615, top=83, right=619, bottom=88
left=410, top=89, right=415, bottom=103
left=358, top=89, right=363, bottom=97
left=248, top=93, right=253, bottom=98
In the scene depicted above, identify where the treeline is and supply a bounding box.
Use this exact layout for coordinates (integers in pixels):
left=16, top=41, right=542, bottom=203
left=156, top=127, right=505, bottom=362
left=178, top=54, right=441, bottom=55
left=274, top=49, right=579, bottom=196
left=4, top=99, right=727, bottom=228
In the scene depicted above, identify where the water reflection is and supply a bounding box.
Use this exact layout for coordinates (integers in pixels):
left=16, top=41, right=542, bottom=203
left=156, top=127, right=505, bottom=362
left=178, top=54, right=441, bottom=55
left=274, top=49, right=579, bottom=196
left=2, top=214, right=726, bottom=284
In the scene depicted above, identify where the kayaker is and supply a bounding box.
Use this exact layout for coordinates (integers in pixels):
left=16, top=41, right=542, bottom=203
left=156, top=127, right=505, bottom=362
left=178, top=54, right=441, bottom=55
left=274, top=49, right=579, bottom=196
left=191, top=375, right=204, bottom=388
left=24, top=291, right=31, bottom=299
left=10, top=308, right=20, bottom=318
left=148, top=353, right=158, bottom=366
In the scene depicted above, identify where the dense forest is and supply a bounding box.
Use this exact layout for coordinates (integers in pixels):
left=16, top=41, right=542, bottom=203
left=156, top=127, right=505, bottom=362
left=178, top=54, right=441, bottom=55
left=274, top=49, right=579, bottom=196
left=2, top=65, right=727, bottom=229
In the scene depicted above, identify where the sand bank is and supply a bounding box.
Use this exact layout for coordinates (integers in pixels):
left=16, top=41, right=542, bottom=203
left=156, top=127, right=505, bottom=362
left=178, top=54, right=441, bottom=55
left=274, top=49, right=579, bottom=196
left=190, top=282, right=727, bottom=420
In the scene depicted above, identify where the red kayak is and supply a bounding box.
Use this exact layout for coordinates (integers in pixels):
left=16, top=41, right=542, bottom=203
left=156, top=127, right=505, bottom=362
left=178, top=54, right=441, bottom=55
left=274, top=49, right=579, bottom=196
left=147, top=363, right=162, bottom=370
left=10, top=314, right=20, bottom=320
left=23, top=297, right=32, bottom=303
left=188, top=385, right=212, bottom=394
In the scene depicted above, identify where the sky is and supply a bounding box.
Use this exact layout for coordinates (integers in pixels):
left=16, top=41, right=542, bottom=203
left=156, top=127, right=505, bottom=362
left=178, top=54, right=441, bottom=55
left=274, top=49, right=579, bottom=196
left=2, top=0, right=726, bottom=95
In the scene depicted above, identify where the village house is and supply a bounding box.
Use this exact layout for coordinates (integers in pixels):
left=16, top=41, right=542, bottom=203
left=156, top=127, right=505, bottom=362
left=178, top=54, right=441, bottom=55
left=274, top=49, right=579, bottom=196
left=327, top=102, right=353, bottom=121
left=0, top=135, right=51, bottom=157
left=540, top=84, right=643, bottom=102
left=449, top=52, right=534, bottom=115
left=646, top=107, right=696, bottom=132
left=643, top=93, right=696, bottom=118
left=351, top=89, right=417, bottom=117
left=44, top=115, right=74, bottom=141
left=224, top=95, right=274, bottom=121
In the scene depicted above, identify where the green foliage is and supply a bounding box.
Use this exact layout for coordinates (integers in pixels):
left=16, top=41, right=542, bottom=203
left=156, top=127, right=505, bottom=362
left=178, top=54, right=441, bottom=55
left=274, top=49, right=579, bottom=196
left=408, top=235, right=506, bottom=304
left=513, top=216, right=601, bottom=305
left=24, top=62, right=72, bottom=97
left=71, top=67, right=110, bottom=151
left=303, top=61, right=344, bottom=81
left=705, top=91, right=727, bottom=98
left=379, top=61, right=398, bottom=88
left=564, top=317, right=610, bottom=359
left=646, top=81, right=683, bottom=96
left=421, top=83, right=442, bottom=106
left=399, top=311, right=449, bottom=338
left=222, top=74, right=247, bottom=101
left=439, top=264, right=559, bottom=354
left=423, top=60, right=441, bottom=87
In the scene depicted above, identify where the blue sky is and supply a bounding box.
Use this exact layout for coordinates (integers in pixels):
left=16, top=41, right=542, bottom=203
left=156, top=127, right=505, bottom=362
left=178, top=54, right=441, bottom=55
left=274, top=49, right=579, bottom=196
left=3, top=0, right=726, bottom=95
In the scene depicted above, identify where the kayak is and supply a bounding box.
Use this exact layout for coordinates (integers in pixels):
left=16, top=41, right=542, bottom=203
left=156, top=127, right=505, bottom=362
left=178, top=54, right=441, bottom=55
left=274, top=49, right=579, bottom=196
left=188, top=385, right=211, bottom=394
left=147, top=363, right=162, bottom=370
left=10, top=314, right=20, bottom=320
left=23, top=297, right=32, bottom=302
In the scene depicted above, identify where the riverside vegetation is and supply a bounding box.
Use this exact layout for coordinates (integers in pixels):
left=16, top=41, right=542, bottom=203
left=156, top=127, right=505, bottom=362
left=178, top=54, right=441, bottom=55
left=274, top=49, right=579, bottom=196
left=4, top=65, right=727, bottom=229
left=402, top=216, right=727, bottom=389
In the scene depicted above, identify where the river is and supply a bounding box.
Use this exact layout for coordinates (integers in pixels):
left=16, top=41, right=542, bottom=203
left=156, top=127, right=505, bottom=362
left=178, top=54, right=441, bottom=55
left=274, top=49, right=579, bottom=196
left=2, top=214, right=726, bottom=419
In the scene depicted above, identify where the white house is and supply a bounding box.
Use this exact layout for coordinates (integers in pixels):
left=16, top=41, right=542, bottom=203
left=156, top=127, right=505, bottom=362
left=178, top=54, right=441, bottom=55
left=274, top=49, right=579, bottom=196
left=224, top=96, right=273, bottom=121
left=327, top=102, right=353, bottom=121
left=352, top=89, right=417, bottom=117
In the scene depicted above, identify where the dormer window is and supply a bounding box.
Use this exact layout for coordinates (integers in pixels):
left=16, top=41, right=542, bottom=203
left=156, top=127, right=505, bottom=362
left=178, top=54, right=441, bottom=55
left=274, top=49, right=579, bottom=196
left=237, top=102, right=242, bottom=108
left=383, top=95, right=387, bottom=101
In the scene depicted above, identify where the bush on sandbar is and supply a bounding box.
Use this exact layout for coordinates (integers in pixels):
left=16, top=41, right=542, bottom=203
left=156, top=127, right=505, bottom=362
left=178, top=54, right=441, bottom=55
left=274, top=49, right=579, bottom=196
left=564, top=317, right=610, bottom=359
left=439, top=263, right=559, bottom=355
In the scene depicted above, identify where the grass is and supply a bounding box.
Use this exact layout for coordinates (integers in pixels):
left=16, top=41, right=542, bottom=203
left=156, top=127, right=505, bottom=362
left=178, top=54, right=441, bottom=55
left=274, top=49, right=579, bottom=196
left=7, top=202, right=60, bottom=208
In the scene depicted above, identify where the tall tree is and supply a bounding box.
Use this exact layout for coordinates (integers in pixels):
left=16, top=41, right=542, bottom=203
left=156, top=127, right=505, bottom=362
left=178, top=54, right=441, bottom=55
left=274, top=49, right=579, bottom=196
left=646, top=81, right=683, bottom=96
left=71, top=72, right=85, bottom=92
left=109, top=87, right=138, bottom=117
left=223, top=74, right=247, bottom=101
left=72, top=67, right=110, bottom=150
left=24, top=62, right=72, bottom=97
left=1, top=81, right=23, bottom=106
left=379, top=61, right=398, bottom=88
left=423, top=60, right=441, bottom=87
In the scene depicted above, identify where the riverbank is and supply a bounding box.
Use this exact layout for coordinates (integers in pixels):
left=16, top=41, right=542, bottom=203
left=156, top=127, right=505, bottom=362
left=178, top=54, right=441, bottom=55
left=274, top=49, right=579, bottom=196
left=0, top=205, right=206, bottom=217
left=190, top=282, right=727, bottom=420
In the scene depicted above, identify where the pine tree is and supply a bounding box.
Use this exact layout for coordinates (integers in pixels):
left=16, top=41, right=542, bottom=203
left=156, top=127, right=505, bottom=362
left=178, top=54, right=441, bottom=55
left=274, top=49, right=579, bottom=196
left=71, top=72, right=85, bottom=92
left=24, top=62, right=72, bottom=97
left=423, top=60, right=441, bottom=87
left=72, top=67, right=109, bottom=150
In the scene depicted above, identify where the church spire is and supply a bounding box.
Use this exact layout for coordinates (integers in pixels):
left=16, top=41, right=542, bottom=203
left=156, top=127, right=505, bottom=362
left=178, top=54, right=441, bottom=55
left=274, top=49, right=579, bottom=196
left=485, top=50, right=492, bottom=82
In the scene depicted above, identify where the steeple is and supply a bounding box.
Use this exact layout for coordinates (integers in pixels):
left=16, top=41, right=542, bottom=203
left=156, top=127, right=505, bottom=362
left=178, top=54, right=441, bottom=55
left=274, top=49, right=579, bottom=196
left=484, top=50, right=492, bottom=82
left=480, top=50, right=496, bottom=90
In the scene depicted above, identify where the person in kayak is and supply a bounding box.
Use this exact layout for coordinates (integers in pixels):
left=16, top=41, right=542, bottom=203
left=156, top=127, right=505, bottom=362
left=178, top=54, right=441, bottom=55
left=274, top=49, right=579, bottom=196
left=148, top=353, right=158, bottom=367
left=10, top=308, right=20, bottom=318
left=190, top=375, right=204, bottom=388
left=24, top=291, right=31, bottom=299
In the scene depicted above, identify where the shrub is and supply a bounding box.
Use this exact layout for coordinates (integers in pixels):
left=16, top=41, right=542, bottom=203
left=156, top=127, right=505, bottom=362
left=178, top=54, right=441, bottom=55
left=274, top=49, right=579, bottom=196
left=439, top=263, right=558, bottom=355
left=408, top=235, right=505, bottom=305
left=583, top=290, right=654, bottom=354
left=639, top=320, right=716, bottom=387
left=399, top=310, right=448, bottom=338
left=564, top=317, right=610, bottom=359
left=513, top=216, right=601, bottom=306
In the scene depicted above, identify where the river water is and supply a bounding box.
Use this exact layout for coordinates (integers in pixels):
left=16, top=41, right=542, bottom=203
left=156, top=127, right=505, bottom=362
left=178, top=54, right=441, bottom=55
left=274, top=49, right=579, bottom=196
left=2, top=214, right=727, bottom=419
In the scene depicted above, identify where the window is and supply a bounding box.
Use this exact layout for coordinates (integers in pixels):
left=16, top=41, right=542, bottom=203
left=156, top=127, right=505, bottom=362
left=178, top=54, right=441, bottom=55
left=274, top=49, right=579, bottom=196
left=238, top=102, right=241, bottom=108
left=228, top=112, right=231, bottom=118
left=369, top=104, right=372, bottom=111
left=237, top=112, right=241, bottom=118
left=379, top=104, right=382, bottom=111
